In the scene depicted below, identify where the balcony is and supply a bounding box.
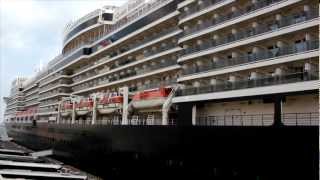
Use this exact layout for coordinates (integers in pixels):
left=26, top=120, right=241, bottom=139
left=180, top=0, right=226, bottom=19
left=73, top=63, right=95, bottom=75
left=196, top=112, right=318, bottom=126
left=24, top=89, right=39, bottom=97
left=6, top=100, right=25, bottom=107
left=40, top=74, right=69, bottom=87
left=77, top=116, right=176, bottom=126
left=7, top=103, right=25, bottom=109
left=24, top=99, right=39, bottom=107
left=181, top=10, right=318, bottom=57
left=5, top=105, right=25, bottom=111
left=282, top=112, right=319, bottom=126
left=44, top=22, right=180, bottom=84
left=176, top=71, right=318, bottom=97
left=72, top=27, right=180, bottom=82
left=39, top=100, right=60, bottom=107
left=39, top=90, right=70, bottom=101
left=129, top=78, right=177, bottom=92
left=24, top=95, right=39, bottom=103
left=182, top=0, right=283, bottom=37
left=73, top=60, right=178, bottom=93
left=182, top=40, right=319, bottom=76
left=64, top=0, right=172, bottom=53
left=127, top=115, right=176, bottom=126
left=39, top=80, right=71, bottom=94
left=50, top=49, right=87, bottom=74
left=72, top=43, right=178, bottom=88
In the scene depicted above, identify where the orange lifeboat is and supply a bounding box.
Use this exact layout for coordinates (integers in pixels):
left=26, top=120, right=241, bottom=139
left=75, top=98, right=93, bottom=116
left=16, top=106, right=38, bottom=121
left=97, top=94, right=123, bottom=115
left=27, top=107, right=37, bottom=118
left=61, top=103, right=73, bottom=117
left=16, top=111, right=23, bottom=118
left=131, top=87, right=172, bottom=110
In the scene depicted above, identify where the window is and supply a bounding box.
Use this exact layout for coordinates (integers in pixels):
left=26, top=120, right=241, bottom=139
left=268, top=44, right=279, bottom=56
left=295, top=38, right=306, bottom=52
left=247, top=51, right=254, bottom=61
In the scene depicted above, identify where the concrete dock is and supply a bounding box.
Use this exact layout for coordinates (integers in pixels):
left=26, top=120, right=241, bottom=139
left=0, top=141, right=93, bottom=179
left=0, top=125, right=102, bottom=179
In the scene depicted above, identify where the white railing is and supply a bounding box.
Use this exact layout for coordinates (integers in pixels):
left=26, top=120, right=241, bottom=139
left=63, top=9, right=102, bottom=39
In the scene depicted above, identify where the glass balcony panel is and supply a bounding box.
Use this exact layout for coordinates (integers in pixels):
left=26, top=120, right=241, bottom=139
left=182, top=40, right=319, bottom=76
left=182, top=0, right=318, bottom=38
left=176, top=71, right=319, bottom=97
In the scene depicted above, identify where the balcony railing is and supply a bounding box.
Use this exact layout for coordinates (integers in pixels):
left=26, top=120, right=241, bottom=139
left=196, top=112, right=318, bottom=126
left=72, top=27, right=180, bottom=77
left=24, top=100, right=39, bottom=106
left=176, top=71, right=319, bottom=97
left=73, top=41, right=178, bottom=83
left=18, top=1, right=175, bottom=85
left=74, top=60, right=177, bottom=92
left=39, top=80, right=70, bottom=93
left=40, top=100, right=60, bottom=107
left=60, top=117, right=177, bottom=126
left=182, top=40, right=319, bottom=76
left=197, top=114, right=274, bottom=126
left=53, top=112, right=320, bottom=126
left=73, top=54, right=178, bottom=92
left=127, top=118, right=162, bottom=126
left=125, top=27, right=179, bottom=54
left=93, top=117, right=122, bottom=126
left=64, top=0, right=175, bottom=55
left=39, top=90, right=70, bottom=100
left=182, top=10, right=318, bottom=56
left=182, top=0, right=282, bottom=37
left=38, top=108, right=58, bottom=114
left=282, top=112, right=319, bottom=126
left=91, top=0, right=172, bottom=49
left=180, top=0, right=225, bottom=19
left=24, top=89, right=39, bottom=97
left=39, top=73, right=68, bottom=87
left=24, top=95, right=38, bottom=102
left=6, top=100, right=25, bottom=107
left=138, top=78, right=177, bottom=91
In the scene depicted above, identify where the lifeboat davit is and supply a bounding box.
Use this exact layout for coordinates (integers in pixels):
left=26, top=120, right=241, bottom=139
left=75, top=99, right=93, bottom=116
left=61, top=103, right=73, bottom=117
left=131, top=87, right=172, bottom=110
left=97, top=95, right=123, bottom=114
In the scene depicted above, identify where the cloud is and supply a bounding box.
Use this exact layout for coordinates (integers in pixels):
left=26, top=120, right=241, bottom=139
left=1, top=0, right=52, bottom=25
left=0, top=0, right=126, bottom=50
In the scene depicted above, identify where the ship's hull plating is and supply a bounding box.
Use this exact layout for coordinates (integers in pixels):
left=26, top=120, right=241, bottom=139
left=6, top=123, right=319, bottom=179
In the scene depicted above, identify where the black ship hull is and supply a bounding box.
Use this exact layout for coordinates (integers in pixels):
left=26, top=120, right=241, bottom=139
left=6, top=123, right=319, bottom=179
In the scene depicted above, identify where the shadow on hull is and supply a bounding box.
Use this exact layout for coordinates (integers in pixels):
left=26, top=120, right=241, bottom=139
left=7, top=124, right=319, bottom=179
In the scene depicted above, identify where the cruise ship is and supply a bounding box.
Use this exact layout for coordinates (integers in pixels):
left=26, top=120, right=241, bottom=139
left=3, top=0, right=319, bottom=179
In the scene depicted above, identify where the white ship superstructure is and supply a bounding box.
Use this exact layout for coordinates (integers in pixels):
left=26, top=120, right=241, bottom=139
left=3, top=0, right=319, bottom=126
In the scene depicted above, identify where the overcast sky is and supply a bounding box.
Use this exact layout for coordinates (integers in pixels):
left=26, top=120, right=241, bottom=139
left=0, top=0, right=127, bottom=121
